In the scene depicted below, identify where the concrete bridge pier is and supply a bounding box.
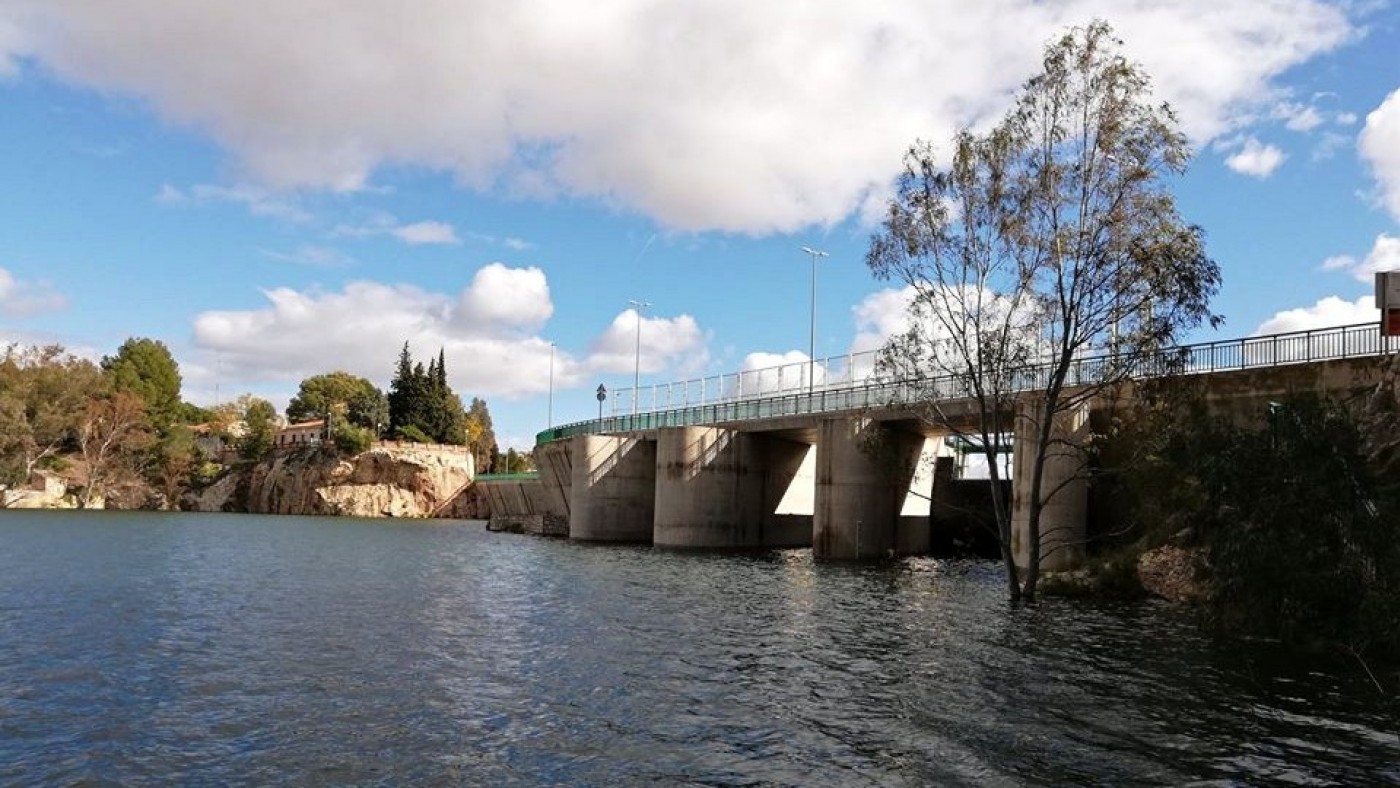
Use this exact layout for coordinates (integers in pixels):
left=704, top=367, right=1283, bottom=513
left=814, top=417, right=926, bottom=560
left=1011, top=398, right=1089, bottom=572
left=654, top=426, right=761, bottom=547
left=569, top=434, right=657, bottom=542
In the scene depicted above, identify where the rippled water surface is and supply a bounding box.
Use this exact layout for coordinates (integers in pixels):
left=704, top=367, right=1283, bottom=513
left=1, top=511, right=1397, bottom=785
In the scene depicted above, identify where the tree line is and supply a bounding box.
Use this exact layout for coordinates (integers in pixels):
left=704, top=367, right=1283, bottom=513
left=1, top=337, right=516, bottom=508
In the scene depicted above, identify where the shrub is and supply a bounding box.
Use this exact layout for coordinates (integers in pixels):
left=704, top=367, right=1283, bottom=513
left=395, top=424, right=433, bottom=444
left=332, top=423, right=374, bottom=455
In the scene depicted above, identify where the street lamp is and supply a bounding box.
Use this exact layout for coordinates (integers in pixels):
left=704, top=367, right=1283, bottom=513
left=547, top=342, right=555, bottom=427
left=800, top=246, right=828, bottom=396
left=628, top=299, right=651, bottom=417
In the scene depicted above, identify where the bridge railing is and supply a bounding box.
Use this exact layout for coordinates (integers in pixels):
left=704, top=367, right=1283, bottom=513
left=538, top=322, right=1395, bottom=444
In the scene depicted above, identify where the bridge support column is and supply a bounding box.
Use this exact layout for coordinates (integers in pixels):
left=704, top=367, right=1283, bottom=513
left=1012, top=397, right=1088, bottom=572
left=569, top=434, right=656, bottom=542
left=654, top=426, right=762, bottom=548
left=814, top=417, right=925, bottom=559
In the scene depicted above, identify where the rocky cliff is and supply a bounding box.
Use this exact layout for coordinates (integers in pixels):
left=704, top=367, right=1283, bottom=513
left=186, top=444, right=476, bottom=518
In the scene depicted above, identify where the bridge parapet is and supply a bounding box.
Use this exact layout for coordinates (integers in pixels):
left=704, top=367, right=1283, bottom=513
left=539, top=322, right=1396, bottom=445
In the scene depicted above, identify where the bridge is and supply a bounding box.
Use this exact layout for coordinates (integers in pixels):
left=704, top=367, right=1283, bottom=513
left=487, top=322, right=1396, bottom=567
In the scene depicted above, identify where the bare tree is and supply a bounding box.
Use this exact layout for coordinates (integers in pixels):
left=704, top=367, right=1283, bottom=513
left=78, top=391, right=153, bottom=508
left=866, top=21, right=1221, bottom=601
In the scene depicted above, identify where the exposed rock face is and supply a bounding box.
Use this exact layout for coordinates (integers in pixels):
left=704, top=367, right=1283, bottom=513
left=186, top=445, right=475, bottom=518
left=2, top=471, right=77, bottom=509
left=1137, top=545, right=1207, bottom=604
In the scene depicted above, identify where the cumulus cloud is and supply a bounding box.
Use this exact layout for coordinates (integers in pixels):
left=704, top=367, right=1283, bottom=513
left=1224, top=137, right=1287, bottom=178
left=588, top=308, right=708, bottom=379
left=1320, top=234, right=1400, bottom=282
left=456, top=263, right=553, bottom=333
left=2, top=1, right=1354, bottom=234
left=0, top=267, right=67, bottom=317
left=1254, top=294, right=1377, bottom=335
left=731, top=350, right=825, bottom=396
left=1360, top=88, right=1400, bottom=222
left=190, top=265, right=706, bottom=400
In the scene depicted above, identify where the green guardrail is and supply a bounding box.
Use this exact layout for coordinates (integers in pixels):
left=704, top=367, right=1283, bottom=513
left=473, top=472, right=540, bottom=482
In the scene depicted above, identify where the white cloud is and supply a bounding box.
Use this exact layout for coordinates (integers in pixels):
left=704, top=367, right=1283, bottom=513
left=1336, top=111, right=1358, bottom=126
left=0, top=267, right=68, bottom=318
left=1321, top=234, right=1400, bottom=282
left=2, top=1, right=1354, bottom=234
left=1274, top=101, right=1324, bottom=132
left=1360, top=88, right=1400, bottom=223
left=333, top=215, right=462, bottom=246
left=1224, top=137, right=1287, bottom=177
left=852, top=286, right=918, bottom=354
left=189, top=265, right=707, bottom=400
left=457, top=263, right=553, bottom=333
left=156, top=182, right=311, bottom=222
left=733, top=350, right=824, bottom=395
left=258, top=245, right=351, bottom=267
left=1254, top=294, right=1377, bottom=335
left=1311, top=131, right=1350, bottom=161
left=588, top=308, right=708, bottom=378
left=1321, top=254, right=1356, bottom=272
left=391, top=221, right=460, bottom=246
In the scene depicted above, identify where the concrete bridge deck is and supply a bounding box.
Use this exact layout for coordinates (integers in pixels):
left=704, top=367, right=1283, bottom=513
left=501, top=322, right=1396, bottom=568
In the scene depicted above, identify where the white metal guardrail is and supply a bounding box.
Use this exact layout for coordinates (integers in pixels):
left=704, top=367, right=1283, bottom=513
left=538, top=322, right=1396, bottom=444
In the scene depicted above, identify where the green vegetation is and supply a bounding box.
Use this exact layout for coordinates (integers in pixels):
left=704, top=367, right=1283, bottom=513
left=330, top=421, right=375, bottom=455
left=101, top=338, right=182, bottom=431
left=237, top=398, right=278, bottom=461
left=0, top=344, right=103, bottom=487
left=464, top=396, right=498, bottom=473
left=1, top=335, right=501, bottom=508
left=388, top=345, right=466, bottom=444
left=1101, top=371, right=1400, bottom=658
left=287, top=371, right=388, bottom=433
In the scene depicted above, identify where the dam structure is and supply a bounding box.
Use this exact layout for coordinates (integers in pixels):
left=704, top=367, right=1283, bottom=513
left=479, top=322, right=1396, bottom=568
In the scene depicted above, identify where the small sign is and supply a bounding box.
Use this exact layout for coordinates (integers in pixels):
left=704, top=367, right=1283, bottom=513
left=1378, top=272, right=1400, bottom=337
left=596, top=384, right=608, bottom=402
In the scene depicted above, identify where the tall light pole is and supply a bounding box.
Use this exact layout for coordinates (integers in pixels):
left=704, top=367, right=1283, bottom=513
left=628, top=299, right=651, bottom=416
left=800, top=246, right=828, bottom=396
left=547, top=342, right=555, bottom=427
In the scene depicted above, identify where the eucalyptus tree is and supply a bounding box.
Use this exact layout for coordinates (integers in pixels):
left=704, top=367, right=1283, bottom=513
left=866, top=21, right=1221, bottom=600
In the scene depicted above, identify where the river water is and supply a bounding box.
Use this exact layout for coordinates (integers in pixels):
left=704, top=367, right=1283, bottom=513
left=0, top=511, right=1395, bottom=785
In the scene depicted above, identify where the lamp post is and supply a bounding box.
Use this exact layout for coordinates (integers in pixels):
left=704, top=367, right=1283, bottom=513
left=547, top=342, right=555, bottom=427
left=628, top=299, right=651, bottom=417
left=800, top=246, right=828, bottom=396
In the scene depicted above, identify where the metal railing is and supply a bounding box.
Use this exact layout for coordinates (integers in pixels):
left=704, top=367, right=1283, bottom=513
left=536, top=322, right=1395, bottom=444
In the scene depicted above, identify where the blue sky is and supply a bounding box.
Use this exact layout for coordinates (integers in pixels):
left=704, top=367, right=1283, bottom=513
left=1, top=1, right=1398, bottom=449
